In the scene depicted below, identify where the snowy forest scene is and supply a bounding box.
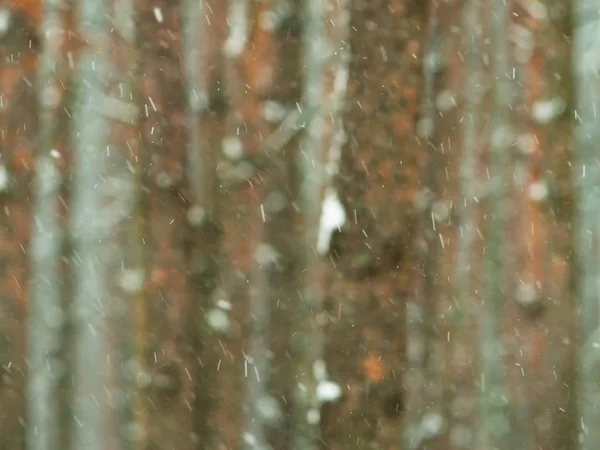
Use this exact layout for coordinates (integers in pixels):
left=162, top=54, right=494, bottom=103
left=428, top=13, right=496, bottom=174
left=0, top=0, right=596, bottom=449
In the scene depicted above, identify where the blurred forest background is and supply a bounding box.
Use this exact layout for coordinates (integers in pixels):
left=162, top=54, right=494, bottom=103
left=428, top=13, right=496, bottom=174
left=0, top=0, right=594, bottom=449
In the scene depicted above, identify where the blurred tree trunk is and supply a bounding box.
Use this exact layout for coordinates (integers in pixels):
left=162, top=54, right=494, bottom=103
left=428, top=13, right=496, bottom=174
left=574, top=1, right=600, bottom=449
left=403, top=0, right=446, bottom=448
left=69, top=0, right=140, bottom=448
left=505, top=1, right=576, bottom=449
left=134, top=2, right=200, bottom=448
left=26, top=1, right=67, bottom=450
left=181, top=0, right=223, bottom=448
left=106, top=0, right=146, bottom=448
left=0, top=1, right=39, bottom=447
left=479, top=1, right=511, bottom=448
left=289, top=0, right=350, bottom=448
left=219, top=0, right=279, bottom=447
left=288, top=0, right=331, bottom=448
left=440, top=0, right=488, bottom=448
left=69, top=0, right=113, bottom=447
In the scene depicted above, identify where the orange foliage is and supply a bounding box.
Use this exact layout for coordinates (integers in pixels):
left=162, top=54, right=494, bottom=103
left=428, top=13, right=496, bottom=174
left=378, top=160, right=393, bottom=179
left=150, top=267, right=169, bottom=288
left=11, top=146, right=33, bottom=172
left=9, top=0, right=42, bottom=28
left=362, top=354, right=385, bottom=383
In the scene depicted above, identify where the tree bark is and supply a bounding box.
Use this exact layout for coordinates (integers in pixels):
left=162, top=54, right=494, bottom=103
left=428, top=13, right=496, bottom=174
left=26, top=1, right=68, bottom=449
left=574, top=1, right=600, bottom=449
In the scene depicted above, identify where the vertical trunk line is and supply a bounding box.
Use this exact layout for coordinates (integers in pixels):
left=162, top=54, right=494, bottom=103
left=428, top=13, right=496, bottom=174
left=479, top=1, right=512, bottom=449
left=27, top=2, right=67, bottom=448
left=574, top=1, right=600, bottom=449
left=69, top=0, right=111, bottom=446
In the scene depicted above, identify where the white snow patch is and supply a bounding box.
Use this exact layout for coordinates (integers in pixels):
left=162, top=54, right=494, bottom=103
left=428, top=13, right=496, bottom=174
left=156, top=171, right=173, bottom=189
left=264, top=190, right=287, bottom=214
left=532, top=98, right=566, bottom=124
left=259, top=10, right=279, bottom=31
left=0, top=9, right=11, bottom=36
left=436, top=90, right=457, bottom=112
left=257, top=395, right=282, bottom=423
left=242, top=432, right=257, bottom=446
left=528, top=180, right=548, bottom=202
left=207, top=308, right=230, bottom=333
left=153, top=7, right=164, bottom=24
left=316, top=188, right=346, bottom=255
left=313, top=360, right=327, bottom=381
left=262, top=100, right=287, bottom=123
left=0, top=165, right=10, bottom=192
left=431, top=201, right=450, bottom=223
left=517, top=133, right=536, bottom=155
left=416, top=117, right=434, bottom=138
left=120, top=268, right=145, bottom=294
left=523, top=0, right=547, bottom=21
left=317, top=380, right=342, bottom=403
left=333, top=53, right=349, bottom=96
left=216, top=299, right=232, bottom=311
left=516, top=282, right=541, bottom=307
left=135, top=370, right=152, bottom=389
left=316, top=312, right=328, bottom=327
left=222, top=136, right=244, bottom=160
left=419, top=412, right=445, bottom=440
left=306, top=408, right=320, bottom=425
left=187, top=204, right=206, bottom=226
left=413, top=188, right=433, bottom=211
left=254, top=243, right=280, bottom=266
left=224, top=1, right=248, bottom=57
left=41, top=84, right=61, bottom=109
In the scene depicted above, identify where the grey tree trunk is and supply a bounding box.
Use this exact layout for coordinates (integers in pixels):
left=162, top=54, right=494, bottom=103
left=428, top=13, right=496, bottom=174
left=69, top=0, right=137, bottom=448
left=574, top=1, right=600, bottom=449
left=479, top=1, right=512, bottom=449
left=107, top=0, right=145, bottom=448
left=290, top=1, right=327, bottom=448
left=182, top=0, right=221, bottom=447
left=26, top=3, right=67, bottom=449
left=183, top=0, right=209, bottom=208
left=403, top=1, right=445, bottom=448
left=444, top=1, right=484, bottom=447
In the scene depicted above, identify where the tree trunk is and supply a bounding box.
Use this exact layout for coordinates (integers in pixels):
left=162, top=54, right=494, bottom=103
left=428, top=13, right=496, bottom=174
left=574, top=1, right=600, bottom=449
left=26, top=1, right=67, bottom=449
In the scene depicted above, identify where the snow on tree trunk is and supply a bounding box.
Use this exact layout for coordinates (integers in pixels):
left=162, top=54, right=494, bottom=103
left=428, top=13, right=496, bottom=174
left=27, top=4, right=66, bottom=450
left=290, top=0, right=349, bottom=448
left=574, top=1, right=600, bottom=449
